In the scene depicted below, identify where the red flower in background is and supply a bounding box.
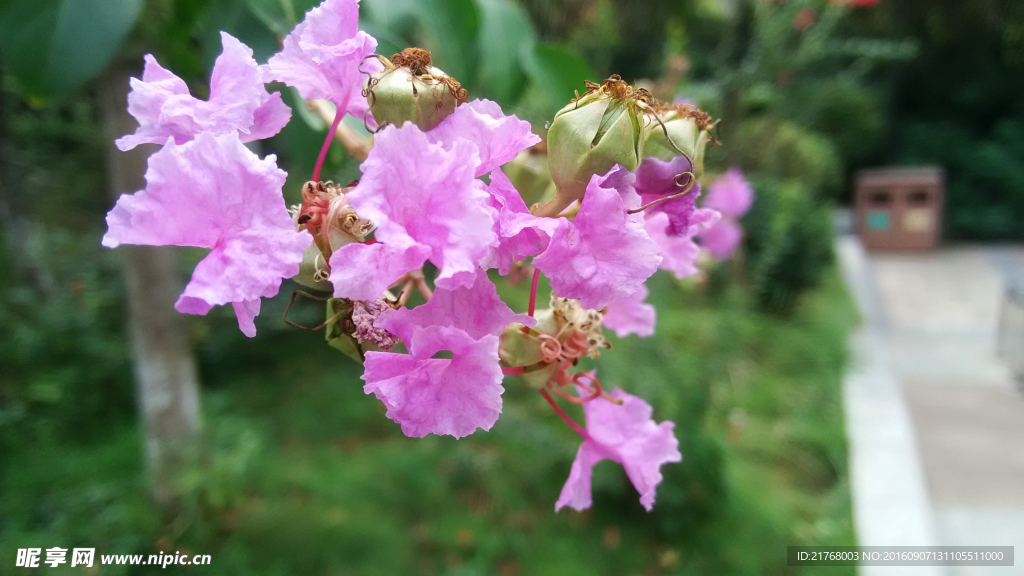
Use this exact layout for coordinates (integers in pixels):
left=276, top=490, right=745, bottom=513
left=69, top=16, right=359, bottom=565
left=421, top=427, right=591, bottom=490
left=793, top=7, right=817, bottom=31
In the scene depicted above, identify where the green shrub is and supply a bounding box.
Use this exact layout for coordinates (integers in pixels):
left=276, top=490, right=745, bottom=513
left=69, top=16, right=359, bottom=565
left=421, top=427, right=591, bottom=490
left=744, top=179, right=835, bottom=314
left=732, top=117, right=844, bottom=200
left=897, top=118, right=1024, bottom=240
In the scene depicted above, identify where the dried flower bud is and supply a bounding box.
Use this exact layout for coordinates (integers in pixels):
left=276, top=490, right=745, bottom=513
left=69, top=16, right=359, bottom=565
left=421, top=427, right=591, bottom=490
left=642, top=103, right=716, bottom=179
left=364, top=48, right=467, bottom=131
left=546, top=76, right=652, bottom=204
left=290, top=180, right=373, bottom=290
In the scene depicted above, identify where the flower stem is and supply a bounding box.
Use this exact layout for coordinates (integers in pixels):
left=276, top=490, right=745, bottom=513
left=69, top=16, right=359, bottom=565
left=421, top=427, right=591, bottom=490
left=312, top=110, right=344, bottom=183
left=528, top=267, right=540, bottom=316
left=540, top=388, right=588, bottom=438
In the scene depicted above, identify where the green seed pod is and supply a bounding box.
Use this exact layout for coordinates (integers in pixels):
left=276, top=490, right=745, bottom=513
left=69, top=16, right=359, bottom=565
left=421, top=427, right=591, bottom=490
left=364, top=48, right=467, bottom=132
left=546, top=76, right=651, bottom=206
left=642, top=103, right=716, bottom=179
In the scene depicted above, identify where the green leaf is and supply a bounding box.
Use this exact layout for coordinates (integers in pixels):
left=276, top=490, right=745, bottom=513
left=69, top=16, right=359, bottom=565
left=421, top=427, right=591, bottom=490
left=475, top=0, right=534, bottom=104
left=411, top=0, right=481, bottom=86
left=0, top=0, right=143, bottom=96
left=522, top=43, right=596, bottom=118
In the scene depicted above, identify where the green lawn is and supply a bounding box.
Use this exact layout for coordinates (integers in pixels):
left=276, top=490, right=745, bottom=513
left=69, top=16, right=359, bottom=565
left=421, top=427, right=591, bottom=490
left=1, top=267, right=856, bottom=575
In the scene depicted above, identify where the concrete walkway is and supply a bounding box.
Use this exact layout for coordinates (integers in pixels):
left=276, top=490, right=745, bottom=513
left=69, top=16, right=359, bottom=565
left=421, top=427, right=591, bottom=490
left=839, top=238, right=1024, bottom=576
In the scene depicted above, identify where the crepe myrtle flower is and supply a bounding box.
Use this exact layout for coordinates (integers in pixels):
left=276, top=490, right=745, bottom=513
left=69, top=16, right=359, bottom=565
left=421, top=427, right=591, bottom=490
left=116, top=32, right=291, bottom=151
left=556, top=380, right=682, bottom=512
left=603, top=283, right=656, bottom=338
left=699, top=168, right=754, bottom=260
left=326, top=97, right=539, bottom=300
left=265, top=0, right=380, bottom=125
left=647, top=207, right=721, bottom=280
left=499, top=298, right=679, bottom=511
left=101, top=4, right=725, bottom=513
left=362, top=270, right=534, bottom=438
left=103, top=132, right=310, bottom=337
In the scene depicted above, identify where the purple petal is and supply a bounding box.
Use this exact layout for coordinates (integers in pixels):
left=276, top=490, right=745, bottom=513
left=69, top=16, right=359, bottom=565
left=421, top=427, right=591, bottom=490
left=266, top=0, right=380, bottom=116
left=603, top=284, right=656, bottom=338
left=644, top=212, right=697, bottom=280
left=328, top=241, right=431, bottom=301
left=635, top=156, right=701, bottom=237
left=427, top=99, right=540, bottom=177
left=346, top=124, right=496, bottom=291
left=555, top=442, right=602, bottom=512
left=482, top=169, right=561, bottom=274
left=704, top=168, right=754, bottom=219
left=377, top=268, right=534, bottom=341
left=557, top=385, right=681, bottom=512
left=533, top=168, right=661, bottom=310
left=700, top=218, right=743, bottom=260
left=116, top=33, right=290, bottom=151
left=362, top=326, right=504, bottom=438
left=103, top=132, right=310, bottom=337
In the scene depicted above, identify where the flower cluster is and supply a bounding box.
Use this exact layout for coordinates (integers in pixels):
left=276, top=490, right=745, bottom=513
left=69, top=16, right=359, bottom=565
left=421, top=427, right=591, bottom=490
left=103, top=0, right=742, bottom=512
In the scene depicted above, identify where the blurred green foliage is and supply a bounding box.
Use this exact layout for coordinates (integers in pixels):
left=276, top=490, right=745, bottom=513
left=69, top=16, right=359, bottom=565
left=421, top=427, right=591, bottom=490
left=0, top=0, right=887, bottom=573
left=1, top=267, right=856, bottom=575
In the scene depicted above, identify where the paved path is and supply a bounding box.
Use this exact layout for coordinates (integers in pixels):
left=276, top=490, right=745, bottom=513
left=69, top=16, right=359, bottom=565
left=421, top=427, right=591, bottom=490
left=841, top=239, right=1024, bottom=576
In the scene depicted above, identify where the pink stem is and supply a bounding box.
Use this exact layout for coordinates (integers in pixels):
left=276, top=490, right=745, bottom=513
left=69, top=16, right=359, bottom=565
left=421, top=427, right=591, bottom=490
left=540, top=389, right=588, bottom=438
left=501, top=366, right=526, bottom=375
left=311, top=110, right=344, bottom=183
left=527, top=267, right=540, bottom=317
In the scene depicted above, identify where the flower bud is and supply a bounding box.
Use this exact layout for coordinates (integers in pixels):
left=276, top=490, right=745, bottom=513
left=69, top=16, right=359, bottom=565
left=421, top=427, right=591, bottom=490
left=364, top=48, right=467, bottom=131
left=291, top=181, right=373, bottom=290
left=642, top=103, right=716, bottom=179
left=546, top=76, right=651, bottom=204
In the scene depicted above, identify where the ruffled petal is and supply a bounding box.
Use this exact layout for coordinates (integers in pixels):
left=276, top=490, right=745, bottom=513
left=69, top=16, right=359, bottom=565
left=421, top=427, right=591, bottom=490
left=266, top=0, right=380, bottom=116
left=533, top=168, right=661, bottom=310
left=700, top=218, right=743, bottom=260
left=557, top=385, right=681, bottom=512
left=362, top=326, right=503, bottom=438
left=377, top=268, right=534, bottom=341
left=328, top=240, right=431, bottom=301
left=644, top=210, right=720, bottom=279
left=704, top=167, right=753, bottom=219
left=555, top=442, right=602, bottom=512
left=635, top=156, right=700, bottom=237
left=245, top=91, right=293, bottom=142
left=116, top=33, right=290, bottom=151
left=346, top=124, right=496, bottom=291
left=603, top=284, right=656, bottom=338
left=427, top=99, right=540, bottom=177
left=482, top=169, right=561, bottom=274
left=103, top=132, right=309, bottom=336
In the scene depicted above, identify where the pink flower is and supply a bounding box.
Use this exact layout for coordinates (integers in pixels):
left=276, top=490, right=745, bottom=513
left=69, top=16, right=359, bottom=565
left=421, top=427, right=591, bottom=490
left=634, top=156, right=701, bottom=236
left=556, top=385, right=681, bottom=512
left=377, top=269, right=534, bottom=341
left=533, top=166, right=662, bottom=310
left=603, top=284, right=656, bottom=338
left=700, top=219, right=743, bottom=260
left=102, top=132, right=310, bottom=337
left=362, top=270, right=531, bottom=438
left=704, top=168, right=753, bottom=219
left=266, top=0, right=380, bottom=122
left=645, top=209, right=720, bottom=279
left=363, top=326, right=503, bottom=438
left=116, top=32, right=291, bottom=151
left=426, top=99, right=540, bottom=177
left=328, top=124, right=496, bottom=299
left=482, top=169, right=561, bottom=275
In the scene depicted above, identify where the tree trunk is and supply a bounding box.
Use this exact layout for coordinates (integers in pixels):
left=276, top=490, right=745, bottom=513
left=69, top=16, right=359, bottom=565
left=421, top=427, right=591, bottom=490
left=98, top=63, right=202, bottom=508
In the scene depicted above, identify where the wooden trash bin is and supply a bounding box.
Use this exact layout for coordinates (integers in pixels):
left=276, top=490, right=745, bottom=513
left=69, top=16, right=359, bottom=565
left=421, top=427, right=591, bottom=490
left=854, top=167, right=944, bottom=251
